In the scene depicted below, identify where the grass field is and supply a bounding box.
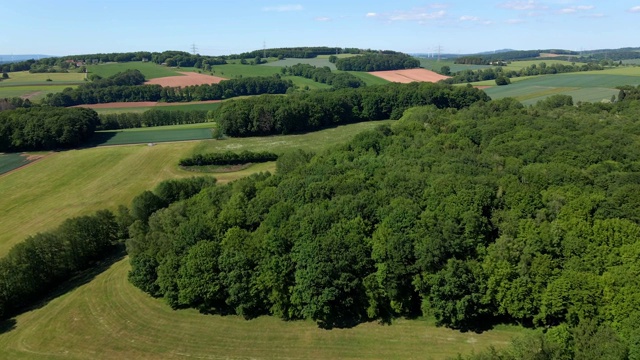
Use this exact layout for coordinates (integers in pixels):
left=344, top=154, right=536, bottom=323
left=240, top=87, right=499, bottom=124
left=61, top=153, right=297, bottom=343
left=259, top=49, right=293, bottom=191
left=262, top=57, right=337, bottom=70
left=0, top=71, right=85, bottom=86
left=418, top=58, right=492, bottom=73
left=502, top=59, right=586, bottom=72
left=87, top=62, right=182, bottom=80
left=0, top=257, right=527, bottom=359
left=0, top=84, right=75, bottom=100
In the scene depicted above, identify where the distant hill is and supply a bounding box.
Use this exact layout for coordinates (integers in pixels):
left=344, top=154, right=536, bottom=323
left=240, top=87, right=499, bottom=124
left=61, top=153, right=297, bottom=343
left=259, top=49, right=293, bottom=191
left=0, top=54, right=52, bottom=64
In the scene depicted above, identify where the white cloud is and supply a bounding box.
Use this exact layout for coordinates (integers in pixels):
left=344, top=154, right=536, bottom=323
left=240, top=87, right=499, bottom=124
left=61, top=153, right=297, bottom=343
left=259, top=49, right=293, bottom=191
left=558, top=5, right=595, bottom=14
left=505, top=18, right=526, bottom=24
left=315, top=16, right=331, bottom=21
left=366, top=8, right=446, bottom=23
left=499, top=0, right=547, bottom=11
left=629, top=6, right=640, bottom=12
left=262, top=4, right=303, bottom=12
left=460, top=15, right=479, bottom=21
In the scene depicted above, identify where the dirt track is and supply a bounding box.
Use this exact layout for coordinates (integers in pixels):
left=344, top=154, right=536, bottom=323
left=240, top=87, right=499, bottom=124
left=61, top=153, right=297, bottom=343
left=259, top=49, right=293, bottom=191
left=145, top=72, right=227, bottom=87
left=368, top=69, right=450, bottom=83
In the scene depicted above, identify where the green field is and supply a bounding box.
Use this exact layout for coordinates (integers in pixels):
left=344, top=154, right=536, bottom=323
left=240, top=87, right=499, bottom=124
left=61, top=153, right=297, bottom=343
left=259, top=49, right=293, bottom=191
left=86, top=62, right=182, bottom=79
left=0, top=257, right=526, bottom=359
left=0, top=84, right=75, bottom=100
left=478, top=68, right=640, bottom=104
left=91, top=128, right=215, bottom=146
left=502, top=59, right=586, bottom=72
left=0, top=71, right=85, bottom=86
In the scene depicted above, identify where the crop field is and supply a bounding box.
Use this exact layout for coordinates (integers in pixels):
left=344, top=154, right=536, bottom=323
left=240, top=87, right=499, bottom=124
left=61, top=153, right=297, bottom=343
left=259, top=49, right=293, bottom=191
left=0, top=257, right=526, bottom=360
left=209, top=63, right=282, bottom=78
left=86, top=62, right=181, bottom=79
left=91, top=128, right=214, bottom=146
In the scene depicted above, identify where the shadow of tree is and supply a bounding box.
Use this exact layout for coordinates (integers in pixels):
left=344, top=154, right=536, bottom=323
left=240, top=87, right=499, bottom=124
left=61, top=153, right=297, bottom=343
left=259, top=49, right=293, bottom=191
left=0, top=318, right=16, bottom=335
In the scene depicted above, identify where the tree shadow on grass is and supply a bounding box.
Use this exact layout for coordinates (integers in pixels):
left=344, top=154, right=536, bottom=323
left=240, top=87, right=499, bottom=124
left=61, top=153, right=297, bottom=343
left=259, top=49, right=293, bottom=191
left=0, top=318, right=16, bottom=335
left=3, top=247, right=126, bottom=329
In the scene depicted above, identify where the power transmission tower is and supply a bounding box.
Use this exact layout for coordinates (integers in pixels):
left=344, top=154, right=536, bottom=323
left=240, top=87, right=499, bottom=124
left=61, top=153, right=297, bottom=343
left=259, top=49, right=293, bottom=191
left=263, top=41, right=266, bottom=59
left=436, top=45, right=443, bottom=61
left=191, top=43, right=198, bottom=55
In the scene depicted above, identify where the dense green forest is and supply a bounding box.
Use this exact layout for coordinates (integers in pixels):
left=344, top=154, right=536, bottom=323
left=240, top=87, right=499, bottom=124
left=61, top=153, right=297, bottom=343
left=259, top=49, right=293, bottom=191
left=98, top=109, right=210, bottom=130
left=214, top=82, right=490, bottom=136
left=335, top=53, right=420, bottom=71
left=125, top=96, right=640, bottom=358
left=0, top=107, right=99, bottom=151
left=179, top=150, right=278, bottom=167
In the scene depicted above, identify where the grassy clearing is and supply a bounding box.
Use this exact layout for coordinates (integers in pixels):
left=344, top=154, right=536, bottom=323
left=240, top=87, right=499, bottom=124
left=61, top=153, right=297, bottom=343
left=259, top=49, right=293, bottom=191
left=0, top=257, right=527, bottom=359
left=345, top=71, right=391, bottom=86
left=502, top=59, right=586, bottom=72
left=93, top=102, right=222, bottom=114
left=209, top=64, right=282, bottom=78
left=0, top=71, right=85, bottom=86
left=418, top=58, right=493, bottom=73
left=192, top=120, right=394, bottom=155
left=86, top=62, right=181, bottom=80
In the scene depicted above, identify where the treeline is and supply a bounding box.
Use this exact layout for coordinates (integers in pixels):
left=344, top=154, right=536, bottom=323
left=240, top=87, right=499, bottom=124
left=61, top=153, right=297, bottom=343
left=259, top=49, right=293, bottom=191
left=470, top=49, right=578, bottom=62
left=179, top=150, right=278, bottom=167
left=335, top=53, right=420, bottom=71
left=618, top=84, right=640, bottom=101
left=0, top=51, right=227, bottom=73
left=214, top=82, right=490, bottom=136
left=126, top=96, right=640, bottom=351
left=581, top=47, right=640, bottom=61
left=454, top=56, right=489, bottom=65
left=281, top=64, right=365, bottom=89
left=0, top=176, right=217, bottom=320
left=229, top=47, right=363, bottom=59
left=98, top=109, right=209, bottom=130
left=159, top=76, right=294, bottom=103
left=0, top=97, right=33, bottom=111
left=43, top=74, right=293, bottom=106
left=0, top=107, right=99, bottom=151
left=441, top=61, right=605, bottom=84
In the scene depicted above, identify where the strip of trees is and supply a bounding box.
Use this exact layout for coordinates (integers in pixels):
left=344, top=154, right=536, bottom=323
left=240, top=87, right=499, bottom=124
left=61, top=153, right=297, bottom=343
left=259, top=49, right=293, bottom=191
left=214, top=82, right=490, bottom=136
left=335, top=53, right=420, bottom=71
left=43, top=73, right=294, bottom=107
left=98, top=109, right=210, bottom=130
left=281, top=64, right=365, bottom=89
left=0, top=107, right=99, bottom=151
left=179, top=151, right=278, bottom=167
left=441, top=61, right=605, bottom=84
left=0, top=176, right=216, bottom=319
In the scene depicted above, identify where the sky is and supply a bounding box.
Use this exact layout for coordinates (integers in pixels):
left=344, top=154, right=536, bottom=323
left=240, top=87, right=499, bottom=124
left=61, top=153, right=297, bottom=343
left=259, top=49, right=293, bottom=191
left=2, top=0, right=640, bottom=56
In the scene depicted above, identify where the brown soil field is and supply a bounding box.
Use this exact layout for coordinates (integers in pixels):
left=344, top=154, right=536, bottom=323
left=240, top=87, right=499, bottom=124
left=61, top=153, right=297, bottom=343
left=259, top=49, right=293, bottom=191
left=539, top=53, right=563, bottom=58
left=145, top=72, right=227, bottom=87
left=75, top=99, right=222, bottom=109
left=368, top=69, right=450, bottom=83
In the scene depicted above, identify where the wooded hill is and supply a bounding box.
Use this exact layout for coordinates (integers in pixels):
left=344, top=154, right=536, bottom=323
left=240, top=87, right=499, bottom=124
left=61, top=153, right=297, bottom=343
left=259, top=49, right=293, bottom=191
left=124, top=95, right=640, bottom=357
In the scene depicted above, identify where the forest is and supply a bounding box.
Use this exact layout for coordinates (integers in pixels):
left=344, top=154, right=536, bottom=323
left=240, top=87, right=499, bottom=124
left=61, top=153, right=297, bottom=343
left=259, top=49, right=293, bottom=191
left=122, top=95, right=640, bottom=358
left=214, top=82, right=490, bottom=136
left=0, top=107, right=99, bottom=151
left=335, top=53, right=421, bottom=71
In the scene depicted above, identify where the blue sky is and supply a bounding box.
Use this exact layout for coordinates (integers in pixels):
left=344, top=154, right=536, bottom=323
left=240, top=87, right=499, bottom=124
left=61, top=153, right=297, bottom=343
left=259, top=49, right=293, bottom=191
left=2, top=0, right=640, bottom=56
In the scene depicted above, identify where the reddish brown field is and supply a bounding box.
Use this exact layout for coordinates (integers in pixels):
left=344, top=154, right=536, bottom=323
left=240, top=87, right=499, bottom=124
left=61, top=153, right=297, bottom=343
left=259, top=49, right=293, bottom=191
left=145, top=72, right=227, bottom=87
left=75, top=100, right=222, bottom=109
left=368, top=69, right=450, bottom=83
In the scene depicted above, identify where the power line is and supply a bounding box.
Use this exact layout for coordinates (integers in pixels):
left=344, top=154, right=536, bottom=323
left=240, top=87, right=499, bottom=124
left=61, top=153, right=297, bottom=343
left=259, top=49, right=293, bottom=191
left=191, top=43, right=198, bottom=55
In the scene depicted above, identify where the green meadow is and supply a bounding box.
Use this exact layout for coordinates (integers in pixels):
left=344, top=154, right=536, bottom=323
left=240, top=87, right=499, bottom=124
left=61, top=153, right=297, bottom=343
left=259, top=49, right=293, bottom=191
left=86, top=62, right=182, bottom=79
left=93, top=101, right=222, bottom=114
left=0, top=71, right=85, bottom=85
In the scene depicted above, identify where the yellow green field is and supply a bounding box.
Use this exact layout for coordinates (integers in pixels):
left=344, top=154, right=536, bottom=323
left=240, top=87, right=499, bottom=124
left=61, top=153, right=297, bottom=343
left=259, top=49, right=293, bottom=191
left=0, top=71, right=85, bottom=85
left=0, top=257, right=526, bottom=359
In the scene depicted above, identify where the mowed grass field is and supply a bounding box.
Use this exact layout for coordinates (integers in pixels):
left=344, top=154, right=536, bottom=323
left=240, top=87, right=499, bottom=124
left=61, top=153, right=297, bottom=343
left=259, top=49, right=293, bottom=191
left=418, top=58, right=492, bottom=73
left=92, top=127, right=214, bottom=146
left=0, top=71, right=85, bottom=86
left=86, top=62, right=182, bottom=79
left=92, top=101, right=223, bottom=114
left=0, top=256, right=527, bottom=360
